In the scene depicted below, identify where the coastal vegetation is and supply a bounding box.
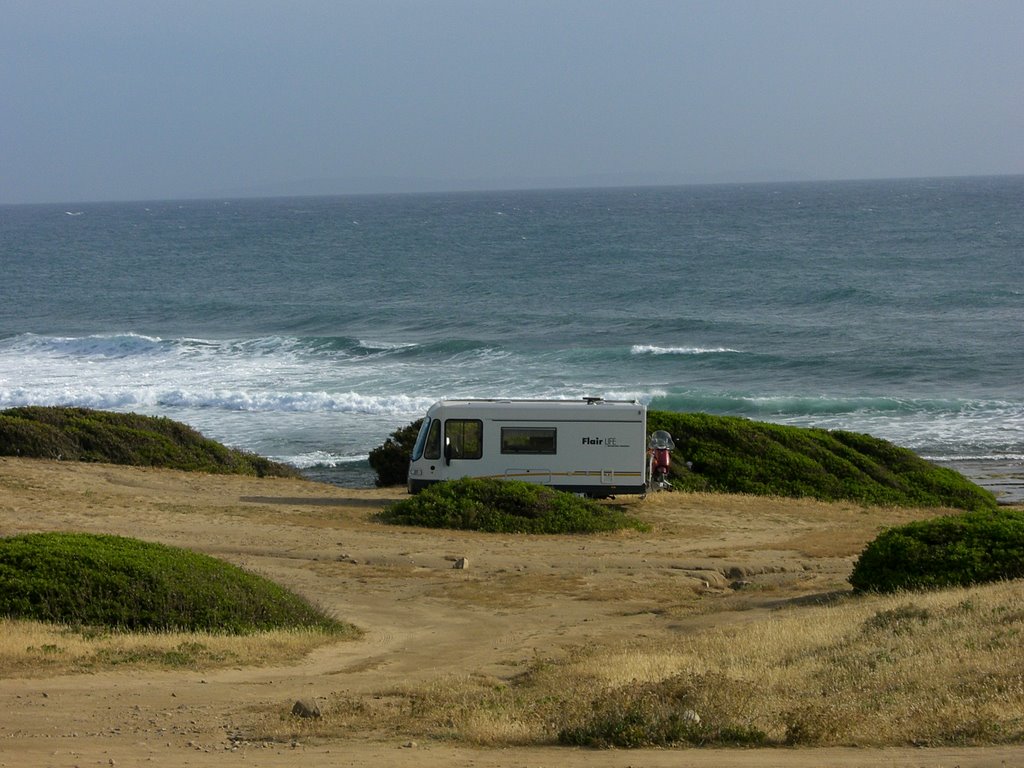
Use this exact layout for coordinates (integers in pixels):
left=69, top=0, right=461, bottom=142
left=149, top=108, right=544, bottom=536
left=0, top=406, right=300, bottom=477
left=850, top=508, right=1024, bottom=592
left=0, top=617, right=344, bottom=677
left=2, top=436, right=1023, bottom=752
left=379, top=476, right=648, bottom=534
left=368, top=418, right=422, bottom=486
left=0, top=532, right=349, bottom=635
left=3, top=405, right=1020, bottom=752
left=372, top=411, right=997, bottom=512
left=647, top=411, right=995, bottom=511
left=2, top=406, right=993, bottom=513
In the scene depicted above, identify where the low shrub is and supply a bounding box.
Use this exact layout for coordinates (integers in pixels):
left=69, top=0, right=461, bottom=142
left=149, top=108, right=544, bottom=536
left=849, top=509, right=1024, bottom=592
left=368, top=418, right=423, bottom=487
left=647, top=411, right=996, bottom=511
left=0, top=406, right=300, bottom=478
left=378, top=477, right=648, bottom=534
left=558, top=673, right=770, bottom=748
left=0, top=532, right=347, bottom=634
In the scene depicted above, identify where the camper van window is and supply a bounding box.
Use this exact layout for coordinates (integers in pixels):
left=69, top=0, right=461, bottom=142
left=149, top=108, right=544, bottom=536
left=501, top=427, right=557, bottom=455
left=444, top=419, right=482, bottom=460
left=423, top=418, right=441, bottom=460
left=411, top=418, right=431, bottom=461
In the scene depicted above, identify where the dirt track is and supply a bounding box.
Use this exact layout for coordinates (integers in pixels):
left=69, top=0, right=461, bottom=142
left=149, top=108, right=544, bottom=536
left=1, top=457, right=1020, bottom=767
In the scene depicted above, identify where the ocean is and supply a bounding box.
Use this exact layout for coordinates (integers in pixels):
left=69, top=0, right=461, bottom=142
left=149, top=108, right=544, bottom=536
left=2, top=176, right=1022, bottom=500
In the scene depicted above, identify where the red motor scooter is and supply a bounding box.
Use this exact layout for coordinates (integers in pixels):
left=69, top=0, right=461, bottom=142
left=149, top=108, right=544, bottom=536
left=647, top=430, right=675, bottom=491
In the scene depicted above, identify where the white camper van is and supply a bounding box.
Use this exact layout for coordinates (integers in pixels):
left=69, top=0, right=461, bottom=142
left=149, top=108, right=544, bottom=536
left=407, top=398, right=648, bottom=496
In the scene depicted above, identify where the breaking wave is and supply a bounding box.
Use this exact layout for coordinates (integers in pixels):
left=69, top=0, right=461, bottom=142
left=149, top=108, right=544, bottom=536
left=631, top=344, right=742, bottom=355
left=0, top=386, right=435, bottom=417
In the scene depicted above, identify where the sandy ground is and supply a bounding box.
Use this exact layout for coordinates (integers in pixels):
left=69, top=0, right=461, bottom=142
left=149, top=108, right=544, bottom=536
left=1, top=456, right=1021, bottom=768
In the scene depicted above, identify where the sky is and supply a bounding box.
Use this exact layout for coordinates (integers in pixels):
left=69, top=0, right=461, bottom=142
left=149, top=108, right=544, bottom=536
left=2, top=0, right=1022, bottom=204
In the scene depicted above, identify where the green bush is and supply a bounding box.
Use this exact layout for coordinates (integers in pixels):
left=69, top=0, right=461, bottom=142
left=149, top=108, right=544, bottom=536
left=646, top=411, right=996, bottom=511
left=368, top=418, right=423, bottom=487
left=0, top=406, right=300, bottom=478
left=0, top=532, right=348, bottom=634
left=378, top=477, right=648, bottom=534
left=849, top=509, right=1024, bottom=592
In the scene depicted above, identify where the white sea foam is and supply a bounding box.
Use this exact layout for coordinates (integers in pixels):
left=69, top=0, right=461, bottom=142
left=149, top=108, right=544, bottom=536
left=599, top=388, right=667, bottom=404
left=11, top=332, right=166, bottom=359
left=283, top=450, right=370, bottom=469
left=0, top=386, right=434, bottom=417
left=631, top=344, right=741, bottom=355
left=358, top=339, right=416, bottom=351
left=925, top=454, right=1024, bottom=462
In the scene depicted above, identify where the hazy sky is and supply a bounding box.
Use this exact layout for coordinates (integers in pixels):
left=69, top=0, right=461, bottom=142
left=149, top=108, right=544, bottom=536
left=3, top=0, right=1022, bottom=204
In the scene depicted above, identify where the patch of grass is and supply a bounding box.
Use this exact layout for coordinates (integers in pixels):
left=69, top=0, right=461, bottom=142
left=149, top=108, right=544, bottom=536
left=0, top=619, right=344, bottom=676
left=377, top=477, right=648, bottom=534
left=91, top=639, right=234, bottom=668
left=558, top=672, right=770, bottom=747
left=0, top=532, right=351, bottom=634
left=647, top=411, right=996, bottom=512
left=0, top=406, right=300, bottom=477
left=849, top=509, right=1024, bottom=592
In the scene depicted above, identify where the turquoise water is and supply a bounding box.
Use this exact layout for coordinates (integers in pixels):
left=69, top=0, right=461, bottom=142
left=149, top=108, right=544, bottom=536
left=2, top=176, right=1022, bottom=494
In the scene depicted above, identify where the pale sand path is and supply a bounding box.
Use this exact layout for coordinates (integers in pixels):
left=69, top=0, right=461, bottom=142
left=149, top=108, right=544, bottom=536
left=1, top=457, right=1020, bottom=767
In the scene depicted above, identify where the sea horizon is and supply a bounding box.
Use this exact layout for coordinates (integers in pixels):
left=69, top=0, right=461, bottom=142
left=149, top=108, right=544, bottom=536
left=5, top=170, right=1023, bottom=208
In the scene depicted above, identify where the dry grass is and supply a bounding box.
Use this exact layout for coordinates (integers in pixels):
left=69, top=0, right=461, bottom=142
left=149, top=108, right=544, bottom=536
left=0, top=618, right=348, bottom=677
left=558, top=581, right=1024, bottom=746
left=242, top=580, right=1024, bottom=747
